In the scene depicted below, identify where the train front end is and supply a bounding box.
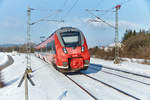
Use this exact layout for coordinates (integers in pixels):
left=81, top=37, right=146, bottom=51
left=55, top=27, right=90, bottom=72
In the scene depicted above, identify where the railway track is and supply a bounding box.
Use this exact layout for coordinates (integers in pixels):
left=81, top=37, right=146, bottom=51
left=90, top=63, right=150, bottom=78
left=81, top=73, right=140, bottom=100
left=64, top=74, right=98, bottom=100
left=88, top=66, right=150, bottom=86
left=65, top=73, right=140, bottom=100
left=37, top=57, right=143, bottom=99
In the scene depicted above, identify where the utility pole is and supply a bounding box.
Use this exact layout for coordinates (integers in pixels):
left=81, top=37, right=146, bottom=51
left=18, top=7, right=63, bottom=100
left=114, top=5, right=121, bottom=64
left=26, top=7, right=34, bottom=72
left=17, top=70, right=35, bottom=100
left=18, top=7, right=35, bottom=100
left=86, top=6, right=121, bottom=64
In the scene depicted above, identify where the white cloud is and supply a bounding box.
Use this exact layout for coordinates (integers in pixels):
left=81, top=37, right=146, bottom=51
left=83, top=18, right=144, bottom=30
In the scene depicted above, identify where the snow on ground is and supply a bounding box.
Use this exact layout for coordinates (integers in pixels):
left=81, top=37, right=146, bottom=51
left=1, top=53, right=150, bottom=100
left=68, top=74, right=134, bottom=100
left=0, top=54, right=94, bottom=100
left=91, top=58, right=150, bottom=77
left=0, top=52, right=8, bottom=66
left=82, top=66, right=150, bottom=100
left=122, top=58, right=150, bottom=63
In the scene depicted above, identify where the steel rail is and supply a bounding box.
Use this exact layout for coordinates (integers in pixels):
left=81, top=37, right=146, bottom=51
left=64, top=74, right=98, bottom=100
left=90, top=63, right=150, bottom=78
left=81, top=73, right=140, bottom=100
left=88, top=66, right=150, bottom=86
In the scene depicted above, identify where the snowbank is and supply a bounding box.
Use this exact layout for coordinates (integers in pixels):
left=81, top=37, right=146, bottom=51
left=91, top=58, right=150, bottom=77
left=0, top=52, right=8, bottom=66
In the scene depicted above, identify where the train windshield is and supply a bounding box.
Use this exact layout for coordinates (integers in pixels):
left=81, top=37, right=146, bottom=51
left=61, top=31, right=81, bottom=47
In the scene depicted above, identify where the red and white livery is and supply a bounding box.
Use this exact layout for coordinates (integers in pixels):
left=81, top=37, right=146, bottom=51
left=35, top=27, right=90, bottom=72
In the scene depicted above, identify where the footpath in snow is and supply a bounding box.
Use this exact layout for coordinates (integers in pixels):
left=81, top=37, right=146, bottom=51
left=91, top=58, right=150, bottom=77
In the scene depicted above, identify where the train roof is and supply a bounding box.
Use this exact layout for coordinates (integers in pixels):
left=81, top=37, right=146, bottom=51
left=55, top=27, right=83, bottom=35
left=35, top=27, right=84, bottom=49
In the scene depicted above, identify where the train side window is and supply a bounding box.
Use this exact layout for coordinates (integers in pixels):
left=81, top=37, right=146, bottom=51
left=46, top=41, right=56, bottom=54
left=47, top=42, right=51, bottom=51
left=53, top=40, right=56, bottom=54
left=51, top=40, right=56, bottom=54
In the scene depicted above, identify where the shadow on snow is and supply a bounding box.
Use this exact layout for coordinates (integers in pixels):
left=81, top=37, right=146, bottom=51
left=5, top=77, right=19, bottom=87
left=66, top=64, right=103, bottom=75
left=81, top=64, right=103, bottom=74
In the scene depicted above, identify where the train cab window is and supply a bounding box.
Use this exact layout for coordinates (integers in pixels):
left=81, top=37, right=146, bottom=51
left=61, top=31, right=81, bottom=47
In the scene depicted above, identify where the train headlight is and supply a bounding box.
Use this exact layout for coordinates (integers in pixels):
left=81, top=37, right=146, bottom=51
left=63, top=48, right=68, bottom=54
left=81, top=46, right=84, bottom=52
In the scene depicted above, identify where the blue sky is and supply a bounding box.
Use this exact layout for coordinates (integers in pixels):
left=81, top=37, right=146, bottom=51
left=0, top=0, right=150, bottom=47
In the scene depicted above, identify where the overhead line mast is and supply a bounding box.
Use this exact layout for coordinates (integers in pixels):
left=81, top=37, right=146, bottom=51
left=26, top=7, right=34, bottom=72
left=18, top=7, right=63, bottom=100
left=114, top=5, right=121, bottom=64
left=86, top=4, right=121, bottom=64
left=26, top=8, right=63, bottom=72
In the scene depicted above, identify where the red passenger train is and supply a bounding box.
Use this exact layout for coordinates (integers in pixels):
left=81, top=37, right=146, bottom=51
left=35, top=27, right=90, bottom=73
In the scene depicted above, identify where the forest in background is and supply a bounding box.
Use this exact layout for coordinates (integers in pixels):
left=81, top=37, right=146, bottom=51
left=89, top=29, right=150, bottom=61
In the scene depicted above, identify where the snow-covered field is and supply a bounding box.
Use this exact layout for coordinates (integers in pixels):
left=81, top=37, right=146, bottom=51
left=0, top=54, right=93, bottom=100
left=0, top=52, right=8, bottom=66
left=0, top=53, right=150, bottom=100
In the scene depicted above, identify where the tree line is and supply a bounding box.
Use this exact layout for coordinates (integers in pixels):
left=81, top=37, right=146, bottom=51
left=0, top=43, right=36, bottom=53
left=122, top=29, right=150, bottom=59
left=89, top=29, right=150, bottom=61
